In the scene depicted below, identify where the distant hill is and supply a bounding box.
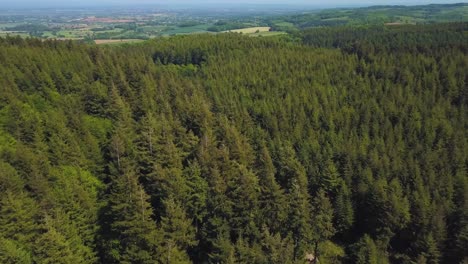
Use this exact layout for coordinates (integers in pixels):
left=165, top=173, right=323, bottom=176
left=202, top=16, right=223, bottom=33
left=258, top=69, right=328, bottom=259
left=267, top=3, right=468, bottom=31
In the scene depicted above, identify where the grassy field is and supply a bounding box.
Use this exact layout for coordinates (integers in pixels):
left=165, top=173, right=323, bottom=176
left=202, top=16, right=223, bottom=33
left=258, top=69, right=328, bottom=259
left=274, top=22, right=295, bottom=27
left=162, top=24, right=211, bottom=35
left=94, top=39, right=145, bottom=45
left=322, top=16, right=349, bottom=21
left=140, top=25, right=169, bottom=33
left=224, top=27, right=271, bottom=34
left=54, top=30, right=89, bottom=38
left=2, top=3, right=463, bottom=42
left=432, top=5, right=468, bottom=21
left=249, top=31, right=287, bottom=37
left=42, top=31, right=84, bottom=39
left=94, top=28, right=123, bottom=33
left=0, top=23, right=22, bottom=30
left=0, top=31, right=30, bottom=38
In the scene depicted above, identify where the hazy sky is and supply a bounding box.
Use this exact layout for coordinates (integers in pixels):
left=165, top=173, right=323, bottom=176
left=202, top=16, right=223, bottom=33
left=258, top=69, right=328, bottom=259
left=1, top=0, right=466, bottom=8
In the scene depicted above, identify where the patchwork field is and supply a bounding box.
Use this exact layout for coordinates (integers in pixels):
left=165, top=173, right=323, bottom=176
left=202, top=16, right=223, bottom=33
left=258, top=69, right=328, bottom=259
left=224, top=27, right=271, bottom=34
left=94, top=39, right=145, bottom=45
left=0, top=2, right=464, bottom=43
left=249, top=31, right=287, bottom=37
left=0, top=31, right=30, bottom=37
left=162, top=24, right=211, bottom=35
left=0, top=23, right=22, bottom=29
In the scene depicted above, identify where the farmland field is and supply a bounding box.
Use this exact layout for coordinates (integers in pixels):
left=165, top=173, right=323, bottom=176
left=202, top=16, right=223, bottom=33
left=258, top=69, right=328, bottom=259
left=224, top=27, right=271, bottom=34
left=1, top=3, right=464, bottom=42
left=0, top=23, right=22, bottom=29
left=0, top=31, right=29, bottom=37
left=55, top=30, right=88, bottom=38
left=249, top=31, right=287, bottom=37
left=162, top=24, right=211, bottom=35
left=94, top=39, right=145, bottom=45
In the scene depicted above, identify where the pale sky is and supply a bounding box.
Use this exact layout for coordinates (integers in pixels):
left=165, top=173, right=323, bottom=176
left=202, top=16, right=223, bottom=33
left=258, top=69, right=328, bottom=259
left=1, top=0, right=466, bottom=8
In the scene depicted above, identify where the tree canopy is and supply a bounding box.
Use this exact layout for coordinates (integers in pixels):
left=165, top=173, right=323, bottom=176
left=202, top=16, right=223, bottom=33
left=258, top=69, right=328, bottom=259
left=0, top=23, right=467, bottom=263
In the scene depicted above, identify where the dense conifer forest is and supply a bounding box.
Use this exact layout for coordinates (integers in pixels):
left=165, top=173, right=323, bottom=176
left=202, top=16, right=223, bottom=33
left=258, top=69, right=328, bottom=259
left=0, top=23, right=467, bottom=263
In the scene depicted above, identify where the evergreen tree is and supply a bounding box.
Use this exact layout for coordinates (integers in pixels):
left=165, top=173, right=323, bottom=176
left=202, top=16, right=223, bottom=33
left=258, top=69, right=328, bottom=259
left=334, top=182, right=354, bottom=233
left=260, top=227, right=295, bottom=264
left=159, top=197, right=197, bottom=264
left=0, top=23, right=465, bottom=263
left=350, top=235, right=381, bottom=264
left=34, top=216, right=83, bottom=264
left=183, top=161, right=208, bottom=231
left=257, top=145, right=287, bottom=233
left=320, top=159, right=341, bottom=194
left=311, top=189, right=336, bottom=261
left=0, top=237, right=32, bottom=264
left=0, top=191, right=40, bottom=254
left=99, top=168, right=160, bottom=264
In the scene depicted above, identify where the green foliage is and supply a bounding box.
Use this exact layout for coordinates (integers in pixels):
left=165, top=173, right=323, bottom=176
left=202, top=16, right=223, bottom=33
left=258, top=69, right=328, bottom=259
left=260, top=227, right=294, bottom=264
left=160, top=198, right=197, bottom=264
left=333, top=182, right=354, bottom=233
left=0, top=130, right=16, bottom=154
left=0, top=21, right=466, bottom=263
left=274, top=3, right=468, bottom=29
left=207, top=22, right=253, bottom=32
left=0, top=191, right=39, bottom=258
left=257, top=145, right=287, bottom=233
left=100, top=169, right=160, bottom=263
left=0, top=237, right=32, bottom=264
left=350, top=235, right=384, bottom=264
left=320, top=159, right=341, bottom=194
left=82, top=115, right=112, bottom=144
left=311, top=189, right=337, bottom=262
left=34, top=217, right=85, bottom=264
left=318, top=240, right=345, bottom=264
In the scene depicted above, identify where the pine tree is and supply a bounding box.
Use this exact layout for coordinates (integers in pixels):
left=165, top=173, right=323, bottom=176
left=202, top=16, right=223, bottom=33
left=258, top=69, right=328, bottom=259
left=320, top=159, right=340, bottom=195
left=44, top=167, right=102, bottom=262
left=351, top=235, right=380, bottom=264
left=288, top=177, right=312, bottom=260
left=100, top=168, right=160, bottom=264
left=234, top=237, right=266, bottom=264
left=417, top=233, right=440, bottom=264
left=257, top=145, right=287, bottom=234
left=34, top=216, right=82, bottom=264
left=0, top=237, right=32, bottom=264
left=334, top=182, right=354, bottom=233
left=208, top=231, right=236, bottom=264
left=183, top=161, right=208, bottom=231
left=277, top=143, right=312, bottom=260
left=227, top=162, right=260, bottom=241
left=159, top=197, right=197, bottom=264
left=260, top=227, right=294, bottom=264
left=202, top=166, right=234, bottom=262
left=311, top=189, right=336, bottom=261
left=0, top=191, right=40, bottom=253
